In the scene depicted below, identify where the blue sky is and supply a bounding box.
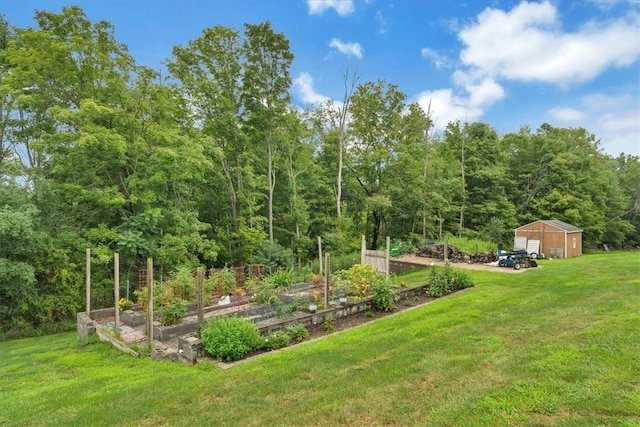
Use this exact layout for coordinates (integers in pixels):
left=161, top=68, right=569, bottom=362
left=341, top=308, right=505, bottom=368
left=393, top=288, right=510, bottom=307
left=2, top=0, right=639, bottom=156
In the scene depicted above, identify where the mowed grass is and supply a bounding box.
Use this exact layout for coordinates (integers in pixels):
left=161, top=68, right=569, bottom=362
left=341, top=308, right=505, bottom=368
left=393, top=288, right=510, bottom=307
left=1, top=252, right=639, bottom=426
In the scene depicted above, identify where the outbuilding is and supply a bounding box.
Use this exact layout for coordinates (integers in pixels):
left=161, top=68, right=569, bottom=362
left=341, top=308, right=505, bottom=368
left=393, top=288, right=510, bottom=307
left=515, top=220, right=583, bottom=259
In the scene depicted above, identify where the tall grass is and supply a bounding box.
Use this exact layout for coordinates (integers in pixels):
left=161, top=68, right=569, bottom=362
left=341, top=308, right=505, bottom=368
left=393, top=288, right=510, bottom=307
left=437, top=235, right=498, bottom=253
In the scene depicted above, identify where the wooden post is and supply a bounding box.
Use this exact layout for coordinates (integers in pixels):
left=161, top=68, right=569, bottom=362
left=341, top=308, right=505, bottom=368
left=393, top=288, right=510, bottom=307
left=317, top=236, right=323, bottom=275
left=147, top=258, right=154, bottom=349
left=385, top=236, right=390, bottom=281
left=361, top=235, right=366, bottom=264
left=324, top=253, right=330, bottom=309
left=196, top=267, right=205, bottom=329
left=85, top=248, right=91, bottom=315
left=444, top=236, right=449, bottom=262
left=114, top=253, right=120, bottom=335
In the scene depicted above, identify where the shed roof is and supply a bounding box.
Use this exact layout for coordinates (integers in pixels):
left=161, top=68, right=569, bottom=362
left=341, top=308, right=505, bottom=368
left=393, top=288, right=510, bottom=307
left=518, top=219, right=583, bottom=232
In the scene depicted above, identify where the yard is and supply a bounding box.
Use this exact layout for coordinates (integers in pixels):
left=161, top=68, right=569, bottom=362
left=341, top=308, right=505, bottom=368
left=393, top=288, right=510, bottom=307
left=1, top=252, right=638, bottom=426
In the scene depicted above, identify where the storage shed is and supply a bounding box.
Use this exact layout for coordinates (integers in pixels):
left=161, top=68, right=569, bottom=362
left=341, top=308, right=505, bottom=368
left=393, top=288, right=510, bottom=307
left=515, top=220, right=583, bottom=259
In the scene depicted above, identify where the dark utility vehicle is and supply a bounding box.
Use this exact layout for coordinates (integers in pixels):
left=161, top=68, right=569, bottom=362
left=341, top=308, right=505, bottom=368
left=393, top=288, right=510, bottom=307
left=498, top=250, right=538, bottom=270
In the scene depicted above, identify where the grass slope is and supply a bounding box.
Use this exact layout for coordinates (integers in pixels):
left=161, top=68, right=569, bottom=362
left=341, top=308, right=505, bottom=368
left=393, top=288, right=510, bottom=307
left=1, top=252, right=639, bottom=426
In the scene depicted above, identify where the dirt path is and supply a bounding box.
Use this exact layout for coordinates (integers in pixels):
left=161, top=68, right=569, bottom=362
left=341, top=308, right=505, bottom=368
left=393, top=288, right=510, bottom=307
left=395, top=255, right=528, bottom=273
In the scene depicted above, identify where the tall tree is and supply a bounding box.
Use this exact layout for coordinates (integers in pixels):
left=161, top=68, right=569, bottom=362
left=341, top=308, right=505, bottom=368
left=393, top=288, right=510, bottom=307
left=242, top=21, right=293, bottom=243
left=348, top=80, right=406, bottom=249
left=317, top=68, right=358, bottom=218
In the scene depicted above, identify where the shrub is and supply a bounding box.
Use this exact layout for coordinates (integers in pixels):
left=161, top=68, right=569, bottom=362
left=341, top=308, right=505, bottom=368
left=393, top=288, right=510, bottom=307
left=285, top=323, right=310, bottom=342
left=206, top=267, right=236, bottom=296
left=426, top=263, right=475, bottom=297
left=249, top=241, right=294, bottom=269
left=371, top=279, right=398, bottom=311
left=266, top=268, right=293, bottom=289
left=160, top=298, right=187, bottom=326
left=200, top=316, right=263, bottom=362
left=264, top=330, right=291, bottom=351
left=323, top=313, right=335, bottom=332
left=338, top=264, right=383, bottom=298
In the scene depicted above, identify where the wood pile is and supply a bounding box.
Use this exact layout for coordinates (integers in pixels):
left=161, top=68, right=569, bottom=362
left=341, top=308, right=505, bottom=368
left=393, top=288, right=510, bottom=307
left=416, top=245, right=497, bottom=264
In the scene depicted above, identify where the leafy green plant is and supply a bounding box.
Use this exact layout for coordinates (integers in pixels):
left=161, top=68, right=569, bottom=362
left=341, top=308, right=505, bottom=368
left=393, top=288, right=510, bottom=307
left=266, top=268, right=293, bottom=288
left=252, top=281, right=278, bottom=305
left=206, top=266, right=236, bottom=297
left=364, top=310, right=374, bottom=318
left=264, top=330, right=291, bottom=351
left=371, top=279, right=398, bottom=311
left=426, top=263, right=475, bottom=297
left=249, top=241, right=294, bottom=269
left=285, top=323, right=309, bottom=342
left=200, top=316, right=263, bottom=362
left=169, top=266, right=197, bottom=301
left=160, top=298, right=187, bottom=326
left=335, top=263, right=384, bottom=298
left=323, top=313, right=335, bottom=332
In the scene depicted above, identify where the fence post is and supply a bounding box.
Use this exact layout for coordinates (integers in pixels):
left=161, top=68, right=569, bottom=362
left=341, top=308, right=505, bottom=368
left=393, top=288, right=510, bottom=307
left=147, top=257, right=154, bottom=349
left=324, top=253, right=330, bottom=309
left=85, top=248, right=91, bottom=315
left=386, top=236, right=390, bottom=281
left=317, top=236, right=323, bottom=275
left=361, top=235, right=366, bottom=264
left=197, top=267, right=205, bottom=329
left=114, top=253, right=120, bottom=335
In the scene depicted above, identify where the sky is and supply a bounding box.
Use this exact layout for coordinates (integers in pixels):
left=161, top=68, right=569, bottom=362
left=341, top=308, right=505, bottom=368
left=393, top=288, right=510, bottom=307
left=2, top=0, right=639, bottom=156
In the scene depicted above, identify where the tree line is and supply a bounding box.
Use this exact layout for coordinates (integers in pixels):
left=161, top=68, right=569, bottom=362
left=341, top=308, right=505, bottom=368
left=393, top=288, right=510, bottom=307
left=1, top=7, right=638, bottom=328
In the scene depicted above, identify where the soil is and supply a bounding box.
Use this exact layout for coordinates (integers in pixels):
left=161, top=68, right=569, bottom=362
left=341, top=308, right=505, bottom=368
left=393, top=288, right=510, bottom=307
left=304, top=292, right=437, bottom=339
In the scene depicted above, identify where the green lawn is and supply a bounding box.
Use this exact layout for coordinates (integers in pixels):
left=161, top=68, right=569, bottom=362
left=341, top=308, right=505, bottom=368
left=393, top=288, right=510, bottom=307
left=1, top=252, right=639, bottom=426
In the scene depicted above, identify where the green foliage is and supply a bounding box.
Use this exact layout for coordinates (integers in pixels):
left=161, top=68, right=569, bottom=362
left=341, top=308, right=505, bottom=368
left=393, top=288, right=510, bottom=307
left=426, top=263, right=475, bottom=297
left=134, top=268, right=193, bottom=325
left=438, top=235, right=497, bottom=254
left=1, top=4, right=638, bottom=335
left=251, top=280, right=278, bottom=305
left=265, top=268, right=293, bottom=288
left=309, top=252, right=360, bottom=274
left=263, top=330, right=291, bottom=351
left=160, top=298, right=188, bottom=326
left=335, top=263, right=383, bottom=298
left=206, top=267, right=236, bottom=296
left=249, top=240, right=294, bottom=269
left=200, top=316, right=263, bottom=362
left=323, top=313, right=335, bottom=332
left=285, top=323, right=309, bottom=342
left=371, top=279, right=398, bottom=311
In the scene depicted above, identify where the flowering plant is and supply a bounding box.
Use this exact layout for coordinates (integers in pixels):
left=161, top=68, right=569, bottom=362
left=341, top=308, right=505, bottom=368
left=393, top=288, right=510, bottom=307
left=119, top=297, right=133, bottom=311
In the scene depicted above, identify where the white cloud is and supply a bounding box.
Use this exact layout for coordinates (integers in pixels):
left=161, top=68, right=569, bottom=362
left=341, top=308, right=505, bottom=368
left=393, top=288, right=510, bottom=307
left=465, top=78, right=505, bottom=108
left=376, top=11, right=388, bottom=35
left=458, top=1, right=640, bottom=86
left=415, top=89, right=482, bottom=130
left=293, top=72, right=331, bottom=105
left=413, top=77, right=505, bottom=130
left=329, top=38, right=363, bottom=59
left=307, top=0, right=355, bottom=16
left=547, top=93, right=640, bottom=155
left=548, top=107, right=585, bottom=121
left=421, top=48, right=451, bottom=69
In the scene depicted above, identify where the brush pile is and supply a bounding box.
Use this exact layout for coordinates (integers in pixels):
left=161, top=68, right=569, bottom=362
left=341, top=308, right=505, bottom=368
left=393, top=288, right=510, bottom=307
left=416, top=245, right=497, bottom=264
